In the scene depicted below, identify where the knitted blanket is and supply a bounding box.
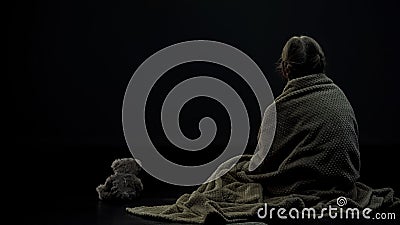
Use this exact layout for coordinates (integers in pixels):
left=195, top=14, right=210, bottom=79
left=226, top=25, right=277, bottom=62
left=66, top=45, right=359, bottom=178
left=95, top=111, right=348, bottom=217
left=127, top=74, right=399, bottom=223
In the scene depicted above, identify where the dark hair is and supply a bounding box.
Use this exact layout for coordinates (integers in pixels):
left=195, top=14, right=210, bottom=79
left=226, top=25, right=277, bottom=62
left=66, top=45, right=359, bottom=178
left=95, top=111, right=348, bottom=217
left=277, top=36, right=326, bottom=79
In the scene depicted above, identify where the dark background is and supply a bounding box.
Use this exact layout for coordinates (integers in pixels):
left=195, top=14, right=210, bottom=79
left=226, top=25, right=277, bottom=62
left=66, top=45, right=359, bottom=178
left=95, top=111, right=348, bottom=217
left=7, top=0, right=400, bottom=224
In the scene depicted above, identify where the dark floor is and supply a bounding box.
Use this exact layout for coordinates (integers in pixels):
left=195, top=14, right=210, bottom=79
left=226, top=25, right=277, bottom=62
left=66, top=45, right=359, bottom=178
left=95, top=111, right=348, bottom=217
left=16, top=144, right=400, bottom=225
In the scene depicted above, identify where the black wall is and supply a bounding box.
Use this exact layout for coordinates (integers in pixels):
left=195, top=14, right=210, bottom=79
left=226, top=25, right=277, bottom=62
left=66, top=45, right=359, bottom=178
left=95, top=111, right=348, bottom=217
left=7, top=0, right=400, bottom=193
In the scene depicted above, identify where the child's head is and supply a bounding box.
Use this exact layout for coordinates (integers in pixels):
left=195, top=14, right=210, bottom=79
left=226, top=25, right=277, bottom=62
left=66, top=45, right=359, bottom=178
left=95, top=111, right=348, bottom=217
left=277, top=36, right=326, bottom=80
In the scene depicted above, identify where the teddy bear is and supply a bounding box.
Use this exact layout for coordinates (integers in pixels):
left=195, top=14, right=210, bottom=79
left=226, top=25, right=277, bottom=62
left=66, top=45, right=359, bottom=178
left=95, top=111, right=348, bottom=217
left=96, top=158, right=143, bottom=201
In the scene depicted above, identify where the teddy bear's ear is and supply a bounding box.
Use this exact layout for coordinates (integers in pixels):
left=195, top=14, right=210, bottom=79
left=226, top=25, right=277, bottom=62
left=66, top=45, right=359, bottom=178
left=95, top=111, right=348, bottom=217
left=111, top=158, right=141, bottom=175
